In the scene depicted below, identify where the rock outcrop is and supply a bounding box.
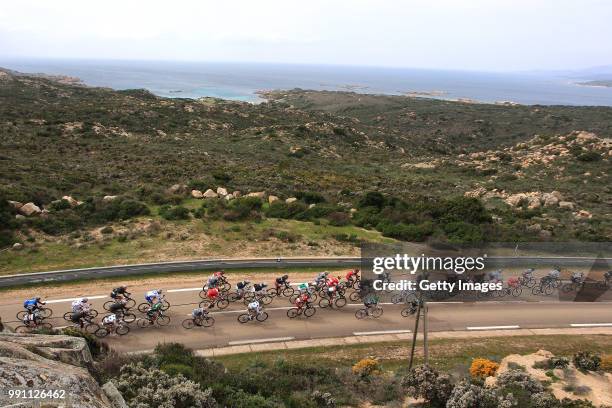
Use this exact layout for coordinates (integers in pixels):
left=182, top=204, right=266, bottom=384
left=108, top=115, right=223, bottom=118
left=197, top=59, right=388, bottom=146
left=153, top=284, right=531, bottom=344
left=18, top=202, right=42, bottom=216
left=0, top=333, right=125, bottom=407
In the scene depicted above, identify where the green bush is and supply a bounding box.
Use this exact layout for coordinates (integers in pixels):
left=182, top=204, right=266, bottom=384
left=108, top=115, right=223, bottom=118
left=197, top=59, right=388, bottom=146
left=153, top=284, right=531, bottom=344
left=573, top=351, right=601, bottom=371
left=61, top=327, right=107, bottom=359
left=159, top=205, right=190, bottom=220
left=576, top=151, right=601, bottom=162
left=293, top=191, right=326, bottom=204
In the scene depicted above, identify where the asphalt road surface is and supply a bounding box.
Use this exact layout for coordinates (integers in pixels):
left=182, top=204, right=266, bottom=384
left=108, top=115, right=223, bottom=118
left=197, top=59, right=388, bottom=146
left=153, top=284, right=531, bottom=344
left=2, top=283, right=610, bottom=353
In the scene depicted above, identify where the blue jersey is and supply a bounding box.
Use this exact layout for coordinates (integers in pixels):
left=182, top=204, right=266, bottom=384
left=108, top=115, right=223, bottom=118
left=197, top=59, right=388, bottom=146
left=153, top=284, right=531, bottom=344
left=24, top=298, right=38, bottom=308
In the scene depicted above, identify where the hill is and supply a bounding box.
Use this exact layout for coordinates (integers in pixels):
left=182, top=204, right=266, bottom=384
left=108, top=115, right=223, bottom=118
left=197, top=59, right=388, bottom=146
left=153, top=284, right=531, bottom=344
left=0, top=69, right=611, bottom=265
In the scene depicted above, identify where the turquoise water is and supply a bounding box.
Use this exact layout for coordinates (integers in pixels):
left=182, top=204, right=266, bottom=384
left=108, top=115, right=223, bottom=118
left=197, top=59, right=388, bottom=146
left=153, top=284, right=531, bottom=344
left=2, top=59, right=612, bottom=106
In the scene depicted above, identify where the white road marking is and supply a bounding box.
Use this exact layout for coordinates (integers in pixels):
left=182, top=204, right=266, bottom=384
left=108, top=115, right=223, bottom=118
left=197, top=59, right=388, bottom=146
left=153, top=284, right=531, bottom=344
left=46, top=295, right=106, bottom=304
left=229, top=337, right=295, bottom=345
left=167, top=288, right=201, bottom=293
left=466, top=325, right=520, bottom=330
left=570, top=323, right=612, bottom=327
left=353, top=329, right=411, bottom=336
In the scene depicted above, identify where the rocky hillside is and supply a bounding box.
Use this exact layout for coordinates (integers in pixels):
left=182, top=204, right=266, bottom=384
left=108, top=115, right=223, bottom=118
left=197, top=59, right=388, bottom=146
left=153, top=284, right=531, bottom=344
left=0, top=332, right=126, bottom=407
left=1, top=68, right=611, bottom=247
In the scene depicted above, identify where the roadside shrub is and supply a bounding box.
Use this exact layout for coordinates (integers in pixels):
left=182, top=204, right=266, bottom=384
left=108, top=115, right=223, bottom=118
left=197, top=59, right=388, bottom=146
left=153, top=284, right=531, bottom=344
left=469, top=358, right=499, bottom=378
left=159, top=205, right=190, bottom=220
left=496, top=369, right=544, bottom=394
left=161, top=363, right=195, bottom=379
left=311, top=390, right=336, bottom=407
left=223, top=197, right=263, bottom=221
left=573, top=351, right=601, bottom=372
left=48, top=198, right=71, bottom=211
left=401, top=365, right=453, bottom=407
left=352, top=358, right=380, bottom=378
left=600, top=354, right=612, bottom=372
left=359, top=191, right=386, bottom=209
left=113, top=362, right=217, bottom=408
left=559, top=398, right=596, bottom=407
left=100, top=226, right=114, bottom=234
left=531, top=392, right=561, bottom=408
left=533, top=357, right=570, bottom=370
left=0, top=196, right=15, bottom=248
left=222, top=389, right=277, bottom=408
left=445, top=381, right=499, bottom=408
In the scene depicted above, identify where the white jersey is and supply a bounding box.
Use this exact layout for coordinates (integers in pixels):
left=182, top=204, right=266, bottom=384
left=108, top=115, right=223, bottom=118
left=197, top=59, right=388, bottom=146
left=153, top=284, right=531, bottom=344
left=248, top=301, right=260, bottom=310
left=146, top=290, right=160, bottom=299
left=102, top=314, right=117, bottom=325
left=72, top=299, right=87, bottom=312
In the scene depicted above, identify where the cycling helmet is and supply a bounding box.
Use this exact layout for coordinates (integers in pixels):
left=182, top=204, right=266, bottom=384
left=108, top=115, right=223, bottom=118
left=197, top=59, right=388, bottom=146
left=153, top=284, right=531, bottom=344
left=35, top=297, right=41, bottom=301
left=283, top=274, right=289, bottom=280
left=81, top=298, right=88, bottom=303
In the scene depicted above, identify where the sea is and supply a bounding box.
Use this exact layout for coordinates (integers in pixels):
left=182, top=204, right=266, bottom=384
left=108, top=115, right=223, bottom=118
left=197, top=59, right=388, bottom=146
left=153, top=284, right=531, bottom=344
left=2, top=58, right=612, bottom=106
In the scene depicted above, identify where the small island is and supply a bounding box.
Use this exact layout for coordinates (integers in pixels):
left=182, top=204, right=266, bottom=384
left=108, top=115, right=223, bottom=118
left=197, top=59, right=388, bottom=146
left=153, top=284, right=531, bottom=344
left=577, top=80, right=612, bottom=88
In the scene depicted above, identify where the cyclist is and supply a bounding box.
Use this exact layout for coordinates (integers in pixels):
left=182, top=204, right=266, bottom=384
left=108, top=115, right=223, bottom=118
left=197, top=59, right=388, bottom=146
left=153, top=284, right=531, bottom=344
left=110, top=286, right=131, bottom=301
left=23, top=297, right=46, bottom=314
left=236, top=280, right=250, bottom=297
left=253, top=283, right=267, bottom=294
left=345, top=268, right=359, bottom=285
left=71, top=298, right=89, bottom=313
left=101, top=313, right=118, bottom=328
left=363, top=293, right=380, bottom=310
left=523, top=268, right=535, bottom=278
left=507, top=276, right=520, bottom=288
left=247, top=300, right=261, bottom=319
left=274, top=274, right=290, bottom=293
left=191, top=307, right=209, bottom=323
left=146, top=300, right=164, bottom=321
left=605, top=271, right=612, bottom=283
left=145, top=289, right=162, bottom=305
left=70, top=309, right=90, bottom=329
left=325, top=275, right=340, bottom=298
left=205, top=287, right=220, bottom=308
left=487, top=270, right=503, bottom=283
left=315, top=271, right=329, bottom=286
left=571, top=271, right=585, bottom=284
left=294, top=292, right=311, bottom=309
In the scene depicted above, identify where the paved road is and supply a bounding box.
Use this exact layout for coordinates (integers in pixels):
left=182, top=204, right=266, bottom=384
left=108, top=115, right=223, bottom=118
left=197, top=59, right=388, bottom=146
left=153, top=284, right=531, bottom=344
left=1, top=256, right=610, bottom=288
left=2, top=283, right=610, bottom=353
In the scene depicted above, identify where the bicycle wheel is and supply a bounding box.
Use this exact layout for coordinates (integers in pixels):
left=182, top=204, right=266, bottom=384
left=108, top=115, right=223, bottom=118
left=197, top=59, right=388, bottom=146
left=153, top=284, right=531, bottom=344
left=391, top=293, right=403, bottom=304
left=157, top=315, right=170, bottom=326
left=511, top=287, right=522, bottom=297
left=182, top=319, right=195, bottom=329
left=122, top=312, right=137, bottom=323
left=261, top=295, right=273, bottom=305
left=137, top=303, right=150, bottom=313
left=355, top=309, right=367, bottom=319
left=256, top=311, right=269, bottom=322
left=304, top=306, right=316, bottom=318
left=161, top=300, right=171, bottom=310
left=15, top=325, right=31, bottom=334
left=39, top=308, right=53, bottom=319
left=289, top=294, right=298, bottom=303
left=282, top=287, right=295, bottom=297
left=85, top=323, right=100, bottom=334
left=116, top=324, right=130, bottom=336
left=287, top=308, right=299, bottom=318
left=217, top=299, right=229, bottom=309
left=63, top=312, right=72, bottom=321
left=227, top=292, right=240, bottom=302
left=124, top=298, right=136, bottom=309
left=199, top=300, right=212, bottom=308
left=543, top=285, right=554, bottom=296
left=202, top=316, right=215, bottom=327
left=562, top=283, right=574, bottom=293
left=349, top=291, right=362, bottom=302
left=89, top=309, right=99, bottom=318
left=237, top=313, right=250, bottom=324
left=199, top=290, right=207, bottom=299
left=309, top=292, right=318, bottom=302
left=266, top=288, right=278, bottom=297
left=95, top=327, right=110, bottom=338
left=103, top=301, right=114, bottom=311
left=531, top=286, right=542, bottom=295
left=334, top=297, right=347, bottom=308
left=401, top=308, right=414, bottom=318
left=221, top=282, right=231, bottom=292
left=318, top=298, right=330, bottom=308
left=16, top=311, right=27, bottom=320
left=372, top=307, right=384, bottom=318
left=136, top=318, right=150, bottom=329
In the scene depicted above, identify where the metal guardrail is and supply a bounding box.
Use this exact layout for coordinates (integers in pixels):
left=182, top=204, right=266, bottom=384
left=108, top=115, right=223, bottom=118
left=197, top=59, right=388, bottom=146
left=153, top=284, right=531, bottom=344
left=0, top=256, right=609, bottom=288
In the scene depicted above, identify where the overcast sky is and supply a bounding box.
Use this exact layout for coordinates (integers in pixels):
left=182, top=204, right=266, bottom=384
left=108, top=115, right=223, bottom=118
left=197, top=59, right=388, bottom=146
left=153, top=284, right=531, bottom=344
left=1, top=0, right=611, bottom=71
